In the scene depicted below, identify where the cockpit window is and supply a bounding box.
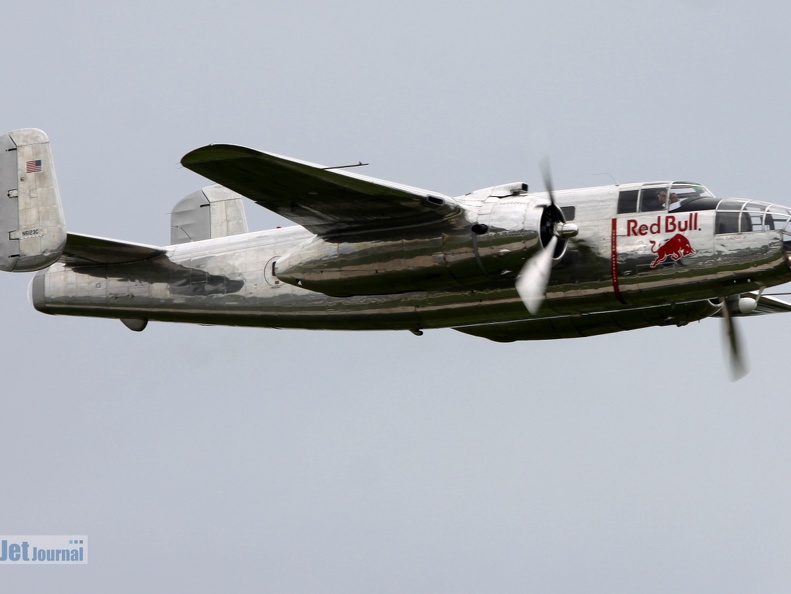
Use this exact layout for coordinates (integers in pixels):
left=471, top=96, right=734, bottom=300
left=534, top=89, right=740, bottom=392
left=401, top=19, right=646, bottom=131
left=618, top=182, right=715, bottom=214
left=660, top=184, right=715, bottom=211
left=670, top=183, right=714, bottom=202
left=639, top=187, right=667, bottom=212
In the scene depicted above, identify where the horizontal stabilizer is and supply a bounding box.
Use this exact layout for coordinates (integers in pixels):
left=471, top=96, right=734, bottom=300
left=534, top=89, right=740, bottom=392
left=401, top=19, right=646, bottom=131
left=62, top=232, right=165, bottom=265
left=181, top=144, right=460, bottom=237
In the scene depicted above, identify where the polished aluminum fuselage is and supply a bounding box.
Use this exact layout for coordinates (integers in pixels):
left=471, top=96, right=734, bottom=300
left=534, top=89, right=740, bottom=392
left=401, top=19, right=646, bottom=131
left=31, top=184, right=791, bottom=338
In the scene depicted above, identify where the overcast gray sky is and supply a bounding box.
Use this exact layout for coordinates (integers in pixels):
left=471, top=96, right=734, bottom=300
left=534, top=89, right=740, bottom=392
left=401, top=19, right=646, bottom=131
left=3, top=0, right=791, bottom=592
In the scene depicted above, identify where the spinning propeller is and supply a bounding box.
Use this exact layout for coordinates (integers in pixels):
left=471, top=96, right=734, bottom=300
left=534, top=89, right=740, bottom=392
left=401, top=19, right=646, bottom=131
left=720, top=296, right=747, bottom=380
left=720, top=290, right=762, bottom=381
left=515, top=158, right=576, bottom=314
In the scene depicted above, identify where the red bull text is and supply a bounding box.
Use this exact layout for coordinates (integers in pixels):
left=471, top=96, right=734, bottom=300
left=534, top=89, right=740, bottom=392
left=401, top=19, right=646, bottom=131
left=625, top=212, right=699, bottom=237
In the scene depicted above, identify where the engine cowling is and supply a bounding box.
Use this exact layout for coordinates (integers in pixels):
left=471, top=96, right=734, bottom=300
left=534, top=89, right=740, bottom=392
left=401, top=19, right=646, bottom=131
left=274, top=196, right=564, bottom=297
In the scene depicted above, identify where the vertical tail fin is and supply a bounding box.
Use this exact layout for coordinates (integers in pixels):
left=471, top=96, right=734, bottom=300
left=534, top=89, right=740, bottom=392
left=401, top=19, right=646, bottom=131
left=0, top=129, right=66, bottom=272
left=170, top=184, right=249, bottom=245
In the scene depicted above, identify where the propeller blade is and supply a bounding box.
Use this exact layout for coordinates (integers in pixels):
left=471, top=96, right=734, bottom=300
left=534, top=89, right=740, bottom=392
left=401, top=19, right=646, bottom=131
left=720, top=297, right=748, bottom=381
left=539, top=156, right=557, bottom=209
left=516, top=236, right=558, bottom=314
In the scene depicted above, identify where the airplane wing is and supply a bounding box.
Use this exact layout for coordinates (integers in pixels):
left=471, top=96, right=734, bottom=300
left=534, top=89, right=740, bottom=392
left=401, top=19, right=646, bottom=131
left=453, top=301, right=720, bottom=342
left=180, top=145, right=461, bottom=237
left=62, top=233, right=165, bottom=265
left=457, top=293, right=791, bottom=342
left=707, top=292, right=791, bottom=316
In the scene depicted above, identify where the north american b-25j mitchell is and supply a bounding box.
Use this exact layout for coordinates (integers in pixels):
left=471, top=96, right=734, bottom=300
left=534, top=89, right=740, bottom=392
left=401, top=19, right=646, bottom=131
left=3, top=128, right=791, bottom=378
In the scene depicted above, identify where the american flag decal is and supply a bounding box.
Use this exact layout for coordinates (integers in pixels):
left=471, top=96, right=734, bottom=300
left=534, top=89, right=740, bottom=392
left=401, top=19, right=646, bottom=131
left=26, top=160, right=42, bottom=173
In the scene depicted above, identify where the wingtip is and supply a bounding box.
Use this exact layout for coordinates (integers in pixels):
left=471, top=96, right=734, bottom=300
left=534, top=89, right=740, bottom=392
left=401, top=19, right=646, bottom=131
left=181, top=144, right=260, bottom=168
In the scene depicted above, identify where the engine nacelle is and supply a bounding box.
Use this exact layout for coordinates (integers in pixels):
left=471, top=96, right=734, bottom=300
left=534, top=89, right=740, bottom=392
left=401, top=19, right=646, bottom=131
left=275, top=197, right=560, bottom=297
left=0, top=129, right=66, bottom=272
left=275, top=234, right=458, bottom=296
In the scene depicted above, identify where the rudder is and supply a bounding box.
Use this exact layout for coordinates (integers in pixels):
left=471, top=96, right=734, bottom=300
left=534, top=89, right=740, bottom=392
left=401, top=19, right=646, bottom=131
left=0, top=129, right=66, bottom=272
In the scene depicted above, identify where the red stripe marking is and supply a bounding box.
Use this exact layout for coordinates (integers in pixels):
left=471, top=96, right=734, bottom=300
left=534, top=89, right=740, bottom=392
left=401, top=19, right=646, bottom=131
left=611, top=218, right=626, bottom=304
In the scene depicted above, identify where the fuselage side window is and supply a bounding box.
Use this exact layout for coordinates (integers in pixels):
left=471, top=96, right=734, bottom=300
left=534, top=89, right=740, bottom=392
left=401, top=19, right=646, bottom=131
left=766, top=207, right=791, bottom=231
left=560, top=206, right=576, bottom=221
left=715, top=211, right=752, bottom=234
left=617, top=190, right=638, bottom=214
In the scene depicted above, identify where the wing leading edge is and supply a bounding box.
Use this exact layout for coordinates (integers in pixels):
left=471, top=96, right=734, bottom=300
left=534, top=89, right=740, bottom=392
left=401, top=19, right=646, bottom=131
left=181, top=144, right=461, bottom=237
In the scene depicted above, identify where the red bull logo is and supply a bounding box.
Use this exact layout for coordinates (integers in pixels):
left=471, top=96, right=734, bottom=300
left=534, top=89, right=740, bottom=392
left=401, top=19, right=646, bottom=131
left=649, top=233, right=696, bottom=268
